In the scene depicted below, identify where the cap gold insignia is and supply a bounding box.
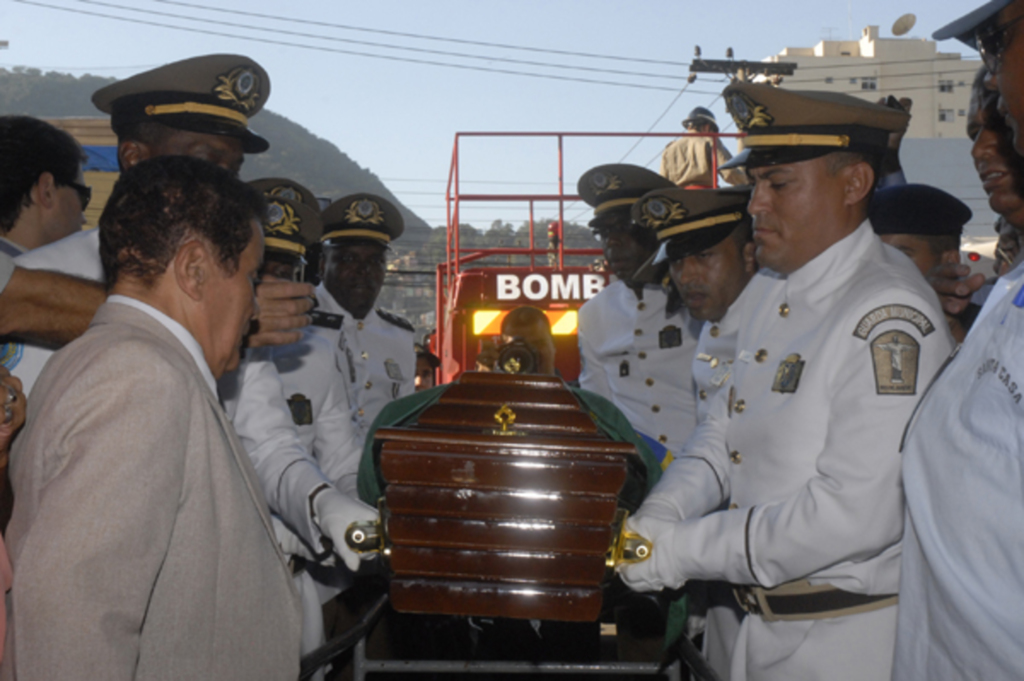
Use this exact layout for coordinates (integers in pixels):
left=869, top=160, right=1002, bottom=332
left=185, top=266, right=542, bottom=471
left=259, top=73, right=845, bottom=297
left=214, top=66, right=260, bottom=112
left=266, top=201, right=300, bottom=236
left=726, top=91, right=773, bottom=131
left=639, top=198, right=687, bottom=229
left=590, top=172, right=622, bottom=196
left=346, top=199, right=385, bottom=225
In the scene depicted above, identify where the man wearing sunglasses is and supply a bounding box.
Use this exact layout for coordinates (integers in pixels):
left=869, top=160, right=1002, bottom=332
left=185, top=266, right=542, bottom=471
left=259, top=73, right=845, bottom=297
left=936, top=0, right=1024, bottom=155
left=0, top=116, right=88, bottom=257
left=891, top=4, right=1024, bottom=678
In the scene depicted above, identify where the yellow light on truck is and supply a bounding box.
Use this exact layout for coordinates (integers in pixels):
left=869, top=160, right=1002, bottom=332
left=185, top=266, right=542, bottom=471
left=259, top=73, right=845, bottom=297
left=472, top=310, right=579, bottom=336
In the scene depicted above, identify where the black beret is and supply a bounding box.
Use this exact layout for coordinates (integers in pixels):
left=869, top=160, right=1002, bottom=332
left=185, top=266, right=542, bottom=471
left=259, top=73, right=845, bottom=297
left=869, top=184, right=972, bottom=237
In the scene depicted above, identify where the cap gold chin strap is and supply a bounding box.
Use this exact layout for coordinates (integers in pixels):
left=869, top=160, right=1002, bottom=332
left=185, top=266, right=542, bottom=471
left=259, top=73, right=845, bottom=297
left=595, top=197, right=639, bottom=214
left=743, top=133, right=850, bottom=148
left=657, top=212, right=744, bottom=240
left=145, top=102, right=249, bottom=126
left=321, top=229, right=391, bottom=243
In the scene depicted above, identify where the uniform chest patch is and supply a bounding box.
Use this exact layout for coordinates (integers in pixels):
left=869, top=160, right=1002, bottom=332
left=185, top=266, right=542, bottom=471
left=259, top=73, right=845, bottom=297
left=385, top=358, right=404, bottom=381
left=871, top=331, right=920, bottom=395
left=659, top=325, right=683, bottom=349
left=772, top=354, right=805, bottom=394
left=854, top=305, right=934, bottom=339
left=287, top=393, right=313, bottom=425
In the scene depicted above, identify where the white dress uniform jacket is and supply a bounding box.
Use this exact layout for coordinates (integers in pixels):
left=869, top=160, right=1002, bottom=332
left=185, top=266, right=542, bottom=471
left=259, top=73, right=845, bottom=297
left=2, top=300, right=301, bottom=680
left=894, top=262, right=1024, bottom=680
left=625, top=223, right=954, bottom=681
left=271, top=331, right=363, bottom=497
left=11, top=229, right=330, bottom=551
left=579, top=280, right=702, bottom=457
left=309, top=284, right=416, bottom=444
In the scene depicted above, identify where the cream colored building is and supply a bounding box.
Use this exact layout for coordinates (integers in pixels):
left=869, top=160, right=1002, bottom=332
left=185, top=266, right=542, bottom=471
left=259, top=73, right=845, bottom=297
left=764, top=25, right=980, bottom=139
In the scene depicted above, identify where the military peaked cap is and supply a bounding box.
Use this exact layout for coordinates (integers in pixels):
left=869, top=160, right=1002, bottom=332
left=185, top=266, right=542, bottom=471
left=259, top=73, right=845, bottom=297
left=260, top=195, right=322, bottom=258
left=633, top=186, right=752, bottom=263
left=93, top=54, right=270, bottom=153
left=320, top=193, right=404, bottom=245
left=720, top=82, right=909, bottom=170
left=934, top=0, right=1014, bottom=48
left=577, top=163, right=675, bottom=229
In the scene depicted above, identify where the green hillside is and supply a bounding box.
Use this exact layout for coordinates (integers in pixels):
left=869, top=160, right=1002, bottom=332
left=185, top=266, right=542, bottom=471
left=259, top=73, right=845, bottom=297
left=0, top=67, right=430, bottom=237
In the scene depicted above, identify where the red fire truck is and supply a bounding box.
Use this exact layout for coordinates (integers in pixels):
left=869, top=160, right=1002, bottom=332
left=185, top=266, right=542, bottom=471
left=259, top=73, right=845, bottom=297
left=433, top=131, right=738, bottom=382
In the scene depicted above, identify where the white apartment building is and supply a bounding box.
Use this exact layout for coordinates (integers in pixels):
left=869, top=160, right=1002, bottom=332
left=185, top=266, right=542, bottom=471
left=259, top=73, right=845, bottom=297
left=765, top=25, right=980, bottom=139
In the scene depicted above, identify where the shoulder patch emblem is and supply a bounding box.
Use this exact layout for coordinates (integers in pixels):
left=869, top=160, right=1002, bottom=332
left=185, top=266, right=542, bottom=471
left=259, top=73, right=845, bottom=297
left=772, top=353, right=805, bottom=394
left=854, top=305, right=935, bottom=340
left=286, top=393, right=313, bottom=426
left=871, top=331, right=920, bottom=395
left=376, top=308, right=415, bottom=333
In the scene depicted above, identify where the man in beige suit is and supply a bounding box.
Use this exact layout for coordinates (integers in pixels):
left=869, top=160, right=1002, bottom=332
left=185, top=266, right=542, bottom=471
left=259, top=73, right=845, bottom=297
left=2, top=155, right=302, bottom=680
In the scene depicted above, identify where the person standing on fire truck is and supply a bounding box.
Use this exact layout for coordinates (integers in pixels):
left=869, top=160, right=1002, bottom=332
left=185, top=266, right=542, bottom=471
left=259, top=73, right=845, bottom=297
left=576, top=164, right=703, bottom=464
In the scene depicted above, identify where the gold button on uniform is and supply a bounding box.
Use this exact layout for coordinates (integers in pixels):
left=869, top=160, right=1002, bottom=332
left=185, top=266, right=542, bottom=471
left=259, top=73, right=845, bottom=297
left=729, top=503, right=739, bottom=510
left=357, top=321, right=365, bottom=330
left=361, top=351, right=369, bottom=360
left=365, top=381, right=373, bottom=389
left=779, top=303, right=790, bottom=318
left=658, top=435, right=668, bottom=444
left=645, top=378, right=654, bottom=387
left=652, top=405, right=661, bottom=413
left=755, top=349, right=768, bottom=363
left=730, top=451, right=742, bottom=464
left=357, top=409, right=365, bottom=417
left=710, top=325, right=720, bottom=338
left=699, top=390, right=707, bottom=400
left=638, top=352, right=647, bottom=359
left=634, top=329, right=643, bottom=336
left=734, top=399, right=746, bottom=413
left=638, top=302, right=646, bottom=311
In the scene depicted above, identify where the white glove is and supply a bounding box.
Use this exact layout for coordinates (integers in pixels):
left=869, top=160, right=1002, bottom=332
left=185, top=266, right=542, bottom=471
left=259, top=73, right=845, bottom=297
left=633, top=494, right=685, bottom=522
left=617, top=514, right=687, bottom=593
left=312, top=488, right=379, bottom=572
left=271, top=514, right=315, bottom=561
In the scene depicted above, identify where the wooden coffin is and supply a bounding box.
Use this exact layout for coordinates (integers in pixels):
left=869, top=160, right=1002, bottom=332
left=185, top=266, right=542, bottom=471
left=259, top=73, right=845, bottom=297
left=372, top=372, right=642, bottom=622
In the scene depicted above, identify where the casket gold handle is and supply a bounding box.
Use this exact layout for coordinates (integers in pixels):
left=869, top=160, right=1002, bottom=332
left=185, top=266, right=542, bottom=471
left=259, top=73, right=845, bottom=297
left=345, top=501, right=389, bottom=556
left=607, top=509, right=653, bottom=569
left=345, top=519, right=384, bottom=554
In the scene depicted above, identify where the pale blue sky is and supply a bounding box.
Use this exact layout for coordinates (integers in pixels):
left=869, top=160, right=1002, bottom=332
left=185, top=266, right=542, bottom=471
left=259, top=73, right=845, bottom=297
left=1, top=0, right=981, bottom=228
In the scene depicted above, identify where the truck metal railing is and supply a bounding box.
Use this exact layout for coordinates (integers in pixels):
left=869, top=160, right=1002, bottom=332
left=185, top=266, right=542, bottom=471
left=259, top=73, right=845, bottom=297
left=438, top=130, right=744, bottom=335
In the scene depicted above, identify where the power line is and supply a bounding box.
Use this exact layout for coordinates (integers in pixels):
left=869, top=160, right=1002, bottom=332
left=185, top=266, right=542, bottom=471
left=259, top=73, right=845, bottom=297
left=0, top=61, right=158, bottom=71
left=18, top=0, right=715, bottom=94
left=151, top=0, right=693, bottom=68
left=73, top=0, right=692, bottom=83
left=617, top=82, right=693, bottom=164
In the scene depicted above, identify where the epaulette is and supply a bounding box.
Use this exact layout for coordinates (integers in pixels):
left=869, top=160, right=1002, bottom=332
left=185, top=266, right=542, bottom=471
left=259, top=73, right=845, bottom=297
left=376, top=308, right=415, bottom=333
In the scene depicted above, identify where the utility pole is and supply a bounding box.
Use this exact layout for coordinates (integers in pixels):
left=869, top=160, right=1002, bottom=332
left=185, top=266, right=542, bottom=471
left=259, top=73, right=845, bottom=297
left=689, top=54, right=798, bottom=84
